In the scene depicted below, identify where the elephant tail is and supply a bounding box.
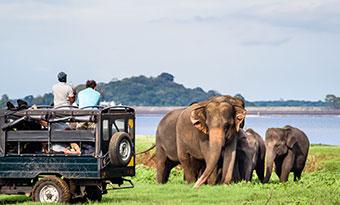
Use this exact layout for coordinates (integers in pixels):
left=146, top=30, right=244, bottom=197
left=136, top=144, right=156, bottom=155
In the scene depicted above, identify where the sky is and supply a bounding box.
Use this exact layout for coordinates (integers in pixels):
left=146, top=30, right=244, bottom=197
left=0, top=0, right=339, bottom=101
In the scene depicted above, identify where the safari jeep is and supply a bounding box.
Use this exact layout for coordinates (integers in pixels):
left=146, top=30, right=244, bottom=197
left=0, top=105, right=135, bottom=203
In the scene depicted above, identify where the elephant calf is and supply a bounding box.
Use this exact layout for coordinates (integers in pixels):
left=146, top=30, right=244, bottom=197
left=264, top=125, right=310, bottom=183
left=234, top=128, right=266, bottom=182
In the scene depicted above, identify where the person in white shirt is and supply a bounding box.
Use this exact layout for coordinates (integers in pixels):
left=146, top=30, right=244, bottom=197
left=52, top=72, right=75, bottom=107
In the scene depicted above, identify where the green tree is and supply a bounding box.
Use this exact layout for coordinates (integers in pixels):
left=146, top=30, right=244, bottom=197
left=234, top=93, right=245, bottom=101
left=157, top=72, right=174, bottom=82
left=325, top=94, right=336, bottom=107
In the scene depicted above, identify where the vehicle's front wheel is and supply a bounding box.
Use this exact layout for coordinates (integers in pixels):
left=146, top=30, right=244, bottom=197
left=32, top=176, right=71, bottom=203
left=85, top=186, right=102, bottom=202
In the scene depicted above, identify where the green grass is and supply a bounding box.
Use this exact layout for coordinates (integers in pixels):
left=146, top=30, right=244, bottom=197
left=1, top=136, right=339, bottom=204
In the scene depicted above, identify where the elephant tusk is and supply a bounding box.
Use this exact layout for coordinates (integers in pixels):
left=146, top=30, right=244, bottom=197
left=193, top=177, right=205, bottom=189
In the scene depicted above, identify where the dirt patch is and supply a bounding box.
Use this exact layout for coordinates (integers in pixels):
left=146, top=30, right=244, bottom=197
left=304, top=154, right=329, bottom=172
left=137, top=152, right=157, bottom=168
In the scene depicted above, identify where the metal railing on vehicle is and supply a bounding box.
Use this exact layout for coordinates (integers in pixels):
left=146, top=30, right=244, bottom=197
left=32, top=105, right=53, bottom=109
left=53, top=105, right=79, bottom=109
left=80, top=106, right=105, bottom=110
left=100, top=106, right=135, bottom=114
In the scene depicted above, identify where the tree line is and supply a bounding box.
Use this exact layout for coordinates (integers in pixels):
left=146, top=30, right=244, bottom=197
left=0, top=73, right=338, bottom=108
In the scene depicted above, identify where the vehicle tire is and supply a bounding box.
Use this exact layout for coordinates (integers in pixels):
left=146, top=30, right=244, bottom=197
left=85, top=186, right=102, bottom=202
left=109, top=132, right=133, bottom=166
left=32, top=176, right=71, bottom=203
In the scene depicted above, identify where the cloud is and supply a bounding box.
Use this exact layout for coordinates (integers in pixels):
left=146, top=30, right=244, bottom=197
left=241, top=37, right=292, bottom=46
left=147, top=1, right=340, bottom=33
left=233, top=1, right=340, bottom=33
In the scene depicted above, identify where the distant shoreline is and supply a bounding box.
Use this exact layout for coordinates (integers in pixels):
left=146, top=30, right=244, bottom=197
left=134, top=106, right=340, bottom=115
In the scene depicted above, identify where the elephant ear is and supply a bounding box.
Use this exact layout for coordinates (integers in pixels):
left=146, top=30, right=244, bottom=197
left=286, top=129, right=297, bottom=148
left=190, top=106, right=208, bottom=134
left=220, top=96, right=246, bottom=129
left=234, top=107, right=246, bottom=132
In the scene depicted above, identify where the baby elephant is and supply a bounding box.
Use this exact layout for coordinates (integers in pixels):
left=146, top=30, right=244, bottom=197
left=234, top=128, right=266, bottom=182
left=264, top=125, right=310, bottom=183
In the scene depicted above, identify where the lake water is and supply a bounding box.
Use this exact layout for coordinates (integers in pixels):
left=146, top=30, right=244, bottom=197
left=136, top=114, right=340, bottom=145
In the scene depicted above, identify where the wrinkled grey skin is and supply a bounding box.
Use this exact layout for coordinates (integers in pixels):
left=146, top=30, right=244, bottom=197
left=176, top=97, right=246, bottom=188
left=156, top=96, right=246, bottom=186
left=233, top=128, right=266, bottom=182
left=264, top=125, right=310, bottom=183
left=156, top=108, right=205, bottom=184
left=156, top=108, right=183, bottom=184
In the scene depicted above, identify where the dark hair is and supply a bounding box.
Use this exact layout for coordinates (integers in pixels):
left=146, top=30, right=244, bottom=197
left=58, top=72, right=67, bottom=82
left=86, top=80, right=97, bottom=89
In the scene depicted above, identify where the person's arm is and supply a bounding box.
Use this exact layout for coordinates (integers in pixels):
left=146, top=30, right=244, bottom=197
left=68, top=96, right=75, bottom=104
left=76, top=96, right=79, bottom=106
left=96, top=93, right=101, bottom=106
left=64, top=143, right=81, bottom=154
left=67, top=86, right=76, bottom=104
left=39, top=120, right=48, bottom=128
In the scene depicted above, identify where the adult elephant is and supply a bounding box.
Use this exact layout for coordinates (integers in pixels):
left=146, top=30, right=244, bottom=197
left=234, top=128, right=266, bottom=182
left=176, top=97, right=246, bottom=188
left=264, top=125, right=310, bottom=183
left=156, top=108, right=185, bottom=183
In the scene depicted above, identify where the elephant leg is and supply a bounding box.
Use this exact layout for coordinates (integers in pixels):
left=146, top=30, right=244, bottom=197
left=157, top=147, right=173, bottom=184
left=237, top=154, right=245, bottom=180
left=294, top=155, right=306, bottom=181
left=232, top=159, right=240, bottom=182
left=274, top=159, right=282, bottom=179
left=221, top=137, right=237, bottom=184
left=180, top=157, right=196, bottom=183
left=249, top=170, right=254, bottom=181
left=177, top=143, right=196, bottom=183
left=190, top=157, right=205, bottom=180
left=164, top=159, right=179, bottom=182
left=207, top=166, right=218, bottom=185
left=243, top=157, right=253, bottom=181
left=294, top=169, right=302, bottom=181
left=255, top=157, right=265, bottom=183
left=198, top=161, right=206, bottom=179
left=280, top=151, right=295, bottom=182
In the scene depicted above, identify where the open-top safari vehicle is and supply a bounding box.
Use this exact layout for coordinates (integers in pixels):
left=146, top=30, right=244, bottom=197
left=0, top=105, right=135, bottom=203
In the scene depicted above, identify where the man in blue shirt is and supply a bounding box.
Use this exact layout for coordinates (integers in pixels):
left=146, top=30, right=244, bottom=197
left=77, top=80, right=101, bottom=108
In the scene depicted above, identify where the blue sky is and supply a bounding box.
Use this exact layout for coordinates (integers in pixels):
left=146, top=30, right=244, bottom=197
left=0, top=0, right=339, bottom=101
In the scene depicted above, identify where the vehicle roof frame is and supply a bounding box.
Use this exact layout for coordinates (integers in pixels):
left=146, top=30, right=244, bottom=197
left=0, top=106, right=135, bottom=157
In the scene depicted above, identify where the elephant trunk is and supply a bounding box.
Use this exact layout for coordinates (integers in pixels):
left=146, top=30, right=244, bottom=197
left=264, top=148, right=275, bottom=183
left=194, top=128, right=224, bottom=188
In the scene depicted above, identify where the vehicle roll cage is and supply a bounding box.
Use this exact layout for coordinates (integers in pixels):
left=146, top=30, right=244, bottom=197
left=0, top=105, right=135, bottom=157
left=1, top=105, right=135, bottom=119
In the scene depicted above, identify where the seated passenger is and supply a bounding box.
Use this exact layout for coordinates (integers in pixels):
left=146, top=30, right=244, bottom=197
left=77, top=80, right=101, bottom=109
left=64, top=143, right=81, bottom=154
left=48, top=143, right=81, bottom=155
left=76, top=80, right=100, bottom=129
left=52, top=72, right=75, bottom=108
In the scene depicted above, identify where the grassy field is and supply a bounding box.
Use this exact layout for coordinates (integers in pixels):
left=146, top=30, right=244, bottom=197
left=0, top=135, right=339, bottom=204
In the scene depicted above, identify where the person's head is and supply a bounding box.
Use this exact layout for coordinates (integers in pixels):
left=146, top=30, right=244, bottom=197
left=58, top=72, right=67, bottom=82
left=86, top=80, right=97, bottom=89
